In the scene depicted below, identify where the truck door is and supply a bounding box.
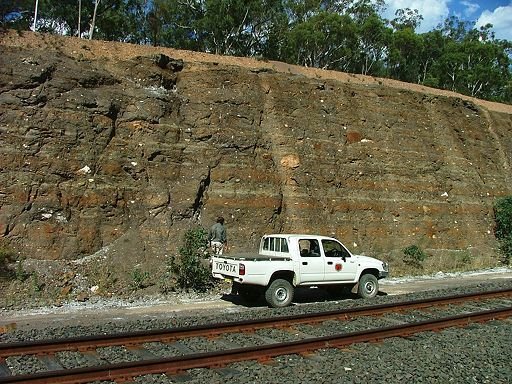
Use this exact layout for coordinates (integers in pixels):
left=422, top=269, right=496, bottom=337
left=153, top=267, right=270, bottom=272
left=298, top=239, right=324, bottom=283
left=321, top=239, right=358, bottom=281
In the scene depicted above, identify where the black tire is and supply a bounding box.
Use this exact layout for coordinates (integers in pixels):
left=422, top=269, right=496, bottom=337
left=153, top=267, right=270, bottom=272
left=265, top=279, right=294, bottom=308
left=357, top=273, right=379, bottom=299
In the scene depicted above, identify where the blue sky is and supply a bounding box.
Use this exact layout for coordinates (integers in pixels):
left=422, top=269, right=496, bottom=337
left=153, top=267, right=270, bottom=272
left=380, top=0, right=512, bottom=40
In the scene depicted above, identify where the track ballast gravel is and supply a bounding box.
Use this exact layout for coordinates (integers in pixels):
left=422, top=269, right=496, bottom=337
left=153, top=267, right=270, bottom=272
left=1, top=279, right=511, bottom=383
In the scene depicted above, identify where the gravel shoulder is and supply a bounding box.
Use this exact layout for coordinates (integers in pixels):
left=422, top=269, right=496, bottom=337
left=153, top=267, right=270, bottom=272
left=1, top=270, right=511, bottom=384
left=1, top=268, right=511, bottom=332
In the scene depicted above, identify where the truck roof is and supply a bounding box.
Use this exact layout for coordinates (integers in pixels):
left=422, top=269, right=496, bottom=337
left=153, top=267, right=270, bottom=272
left=264, top=234, right=338, bottom=241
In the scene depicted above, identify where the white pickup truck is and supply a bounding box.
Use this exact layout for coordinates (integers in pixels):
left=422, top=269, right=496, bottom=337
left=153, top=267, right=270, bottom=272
left=212, top=234, right=389, bottom=307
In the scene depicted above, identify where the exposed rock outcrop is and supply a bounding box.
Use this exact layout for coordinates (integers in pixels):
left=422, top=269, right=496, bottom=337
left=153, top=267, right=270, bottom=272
left=1, top=31, right=511, bottom=268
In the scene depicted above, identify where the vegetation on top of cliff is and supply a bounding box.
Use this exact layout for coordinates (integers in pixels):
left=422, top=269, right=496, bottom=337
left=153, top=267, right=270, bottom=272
left=494, top=196, right=512, bottom=265
left=2, top=0, right=511, bottom=104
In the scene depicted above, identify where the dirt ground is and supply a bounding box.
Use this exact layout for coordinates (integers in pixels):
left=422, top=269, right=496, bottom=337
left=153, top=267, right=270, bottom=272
left=1, top=269, right=511, bottom=333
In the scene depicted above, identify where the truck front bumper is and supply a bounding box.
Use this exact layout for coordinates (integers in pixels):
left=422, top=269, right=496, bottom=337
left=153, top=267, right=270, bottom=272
left=379, top=271, right=389, bottom=278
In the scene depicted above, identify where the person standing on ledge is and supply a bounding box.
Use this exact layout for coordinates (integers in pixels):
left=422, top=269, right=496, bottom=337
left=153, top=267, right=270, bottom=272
left=208, top=216, right=227, bottom=255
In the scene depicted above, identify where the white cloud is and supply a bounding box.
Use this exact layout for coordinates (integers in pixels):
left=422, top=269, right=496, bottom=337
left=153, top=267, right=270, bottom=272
left=381, top=0, right=450, bottom=32
left=459, top=1, right=480, bottom=17
left=476, top=4, right=512, bottom=41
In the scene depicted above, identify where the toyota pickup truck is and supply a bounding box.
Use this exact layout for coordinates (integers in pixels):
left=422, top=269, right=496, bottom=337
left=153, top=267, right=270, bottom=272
left=212, top=234, right=389, bottom=307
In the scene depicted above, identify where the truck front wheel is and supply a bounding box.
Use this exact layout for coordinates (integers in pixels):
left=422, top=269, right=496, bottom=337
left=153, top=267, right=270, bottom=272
left=357, top=273, right=379, bottom=299
left=265, top=279, right=294, bottom=308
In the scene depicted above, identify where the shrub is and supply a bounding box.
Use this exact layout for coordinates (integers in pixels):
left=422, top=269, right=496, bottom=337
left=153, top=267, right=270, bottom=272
left=494, top=196, right=512, bottom=264
left=14, top=259, right=31, bottom=282
left=129, top=267, right=150, bottom=291
left=402, top=244, right=427, bottom=268
left=0, top=240, right=15, bottom=277
left=167, top=227, right=213, bottom=292
left=494, top=196, right=512, bottom=240
left=499, top=235, right=512, bottom=265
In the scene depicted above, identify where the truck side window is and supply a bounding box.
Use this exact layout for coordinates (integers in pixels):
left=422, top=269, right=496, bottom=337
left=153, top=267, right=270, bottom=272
left=275, top=238, right=281, bottom=252
left=299, top=239, right=320, bottom=257
left=322, top=240, right=351, bottom=259
left=263, top=237, right=288, bottom=253
left=280, top=238, right=289, bottom=252
left=263, top=237, right=269, bottom=251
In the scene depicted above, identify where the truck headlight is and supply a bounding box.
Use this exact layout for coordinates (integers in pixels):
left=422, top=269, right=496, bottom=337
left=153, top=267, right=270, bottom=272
left=382, top=262, right=389, bottom=272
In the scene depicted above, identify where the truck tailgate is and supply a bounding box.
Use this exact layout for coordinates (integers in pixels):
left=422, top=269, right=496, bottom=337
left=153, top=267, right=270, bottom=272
left=212, top=258, right=239, bottom=277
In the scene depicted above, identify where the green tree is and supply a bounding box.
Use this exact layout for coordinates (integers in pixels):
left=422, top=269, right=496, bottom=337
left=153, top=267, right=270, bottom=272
left=430, top=22, right=511, bottom=101
left=390, top=7, right=423, bottom=31
left=283, top=12, right=357, bottom=70
left=149, top=0, right=204, bottom=49
left=355, top=12, right=390, bottom=75
left=418, top=29, right=447, bottom=86
left=387, top=26, right=423, bottom=83
left=198, top=0, right=284, bottom=56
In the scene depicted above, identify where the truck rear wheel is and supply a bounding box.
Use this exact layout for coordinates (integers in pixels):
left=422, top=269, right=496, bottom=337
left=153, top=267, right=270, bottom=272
left=265, top=279, right=294, bottom=308
left=357, top=273, right=378, bottom=299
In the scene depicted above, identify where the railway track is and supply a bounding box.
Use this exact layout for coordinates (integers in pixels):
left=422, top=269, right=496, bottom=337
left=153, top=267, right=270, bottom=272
left=1, top=288, right=511, bottom=384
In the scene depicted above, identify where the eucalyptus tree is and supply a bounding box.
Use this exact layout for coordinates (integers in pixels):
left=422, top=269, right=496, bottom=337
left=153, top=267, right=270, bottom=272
left=91, top=0, right=148, bottom=42
left=353, top=11, right=390, bottom=75
left=197, top=0, right=285, bottom=55
left=283, top=11, right=358, bottom=70
left=12, top=0, right=146, bottom=41
left=434, top=25, right=511, bottom=100
left=151, top=0, right=284, bottom=55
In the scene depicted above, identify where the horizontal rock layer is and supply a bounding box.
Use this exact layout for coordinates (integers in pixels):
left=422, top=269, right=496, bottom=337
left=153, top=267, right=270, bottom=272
left=0, top=31, right=511, bottom=264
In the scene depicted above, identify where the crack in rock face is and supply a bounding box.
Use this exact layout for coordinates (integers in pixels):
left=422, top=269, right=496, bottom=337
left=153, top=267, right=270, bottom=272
left=0, top=31, right=511, bottom=275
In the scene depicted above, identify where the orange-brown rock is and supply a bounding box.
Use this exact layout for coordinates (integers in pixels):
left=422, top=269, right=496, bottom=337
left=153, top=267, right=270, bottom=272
left=0, top=30, right=511, bottom=266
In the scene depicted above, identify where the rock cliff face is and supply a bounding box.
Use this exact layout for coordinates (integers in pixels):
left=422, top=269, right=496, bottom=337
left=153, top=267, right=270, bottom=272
left=1, top=31, right=511, bottom=266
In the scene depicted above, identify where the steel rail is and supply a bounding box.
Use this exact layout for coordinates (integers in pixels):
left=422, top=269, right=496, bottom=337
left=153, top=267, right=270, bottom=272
left=0, top=287, right=511, bottom=358
left=1, top=306, right=510, bottom=384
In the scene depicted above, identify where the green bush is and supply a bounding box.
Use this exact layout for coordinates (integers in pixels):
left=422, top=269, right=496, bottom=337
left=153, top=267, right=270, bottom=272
left=167, top=227, right=213, bottom=292
left=494, top=196, right=512, bottom=264
left=494, top=196, right=512, bottom=240
left=129, top=267, right=150, bottom=291
left=14, top=259, right=31, bottom=282
left=498, top=235, right=512, bottom=265
left=0, top=240, right=15, bottom=277
left=402, top=244, right=427, bottom=268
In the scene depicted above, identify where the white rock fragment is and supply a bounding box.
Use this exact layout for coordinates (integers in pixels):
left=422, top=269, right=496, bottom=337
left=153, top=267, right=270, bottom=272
left=77, top=165, right=91, bottom=174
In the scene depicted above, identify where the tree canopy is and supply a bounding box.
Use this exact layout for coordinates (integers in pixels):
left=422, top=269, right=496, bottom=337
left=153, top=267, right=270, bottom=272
left=2, top=0, right=511, bottom=103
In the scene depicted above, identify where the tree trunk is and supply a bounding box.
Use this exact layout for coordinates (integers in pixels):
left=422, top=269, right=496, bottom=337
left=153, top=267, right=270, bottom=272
left=32, top=0, right=39, bottom=31
left=89, top=0, right=100, bottom=40
left=78, top=0, right=82, bottom=38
